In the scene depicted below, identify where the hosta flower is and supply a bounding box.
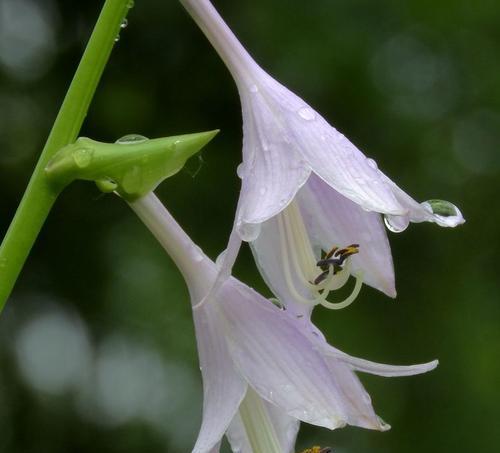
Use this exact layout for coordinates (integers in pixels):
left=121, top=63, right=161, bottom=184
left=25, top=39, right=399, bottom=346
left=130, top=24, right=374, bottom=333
left=179, top=0, right=465, bottom=306
left=129, top=193, right=438, bottom=453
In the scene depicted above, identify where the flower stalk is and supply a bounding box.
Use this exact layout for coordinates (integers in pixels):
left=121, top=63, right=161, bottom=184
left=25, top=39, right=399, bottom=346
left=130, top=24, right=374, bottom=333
left=179, top=0, right=257, bottom=87
left=0, top=0, right=133, bottom=311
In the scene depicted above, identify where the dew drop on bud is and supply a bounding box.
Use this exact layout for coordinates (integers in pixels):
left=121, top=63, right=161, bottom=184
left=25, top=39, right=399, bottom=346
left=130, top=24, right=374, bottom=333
left=121, top=165, right=142, bottom=194
left=126, top=0, right=135, bottom=8
left=421, top=199, right=465, bottom=227
left=115, top=134, right=149, bottom=145
left=95, top=178, right=117, bottom=193
left=120, top=18, right=128, bottom=29
left=297, top=107, right=316, bottom=121
left=383, top=214, right=410, bottom=233
left=171, top=139, right=181, bottom=151
left=114, top=35, right=120, bottom=42
left=237, top=221, right=261, bottom=242
left=73, top=148, right=94, bottom=168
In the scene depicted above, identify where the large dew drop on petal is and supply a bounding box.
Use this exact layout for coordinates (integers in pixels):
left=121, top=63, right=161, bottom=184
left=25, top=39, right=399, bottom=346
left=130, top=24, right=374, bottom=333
left=421, top=199, right=465, bottom=227
left=237, top=221, right=262, bottom=242
left=383, top=213, right=410, bottom=233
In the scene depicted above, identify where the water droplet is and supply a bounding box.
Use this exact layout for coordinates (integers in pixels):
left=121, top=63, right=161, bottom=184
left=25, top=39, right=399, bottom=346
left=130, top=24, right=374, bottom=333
left=126, top=0, right=135, bottom=8
left=236, top=163, right=246, bottom=179
left=249, top=84, right=258, bottom=93
left=269, top=298, right=285, bottom=310
left=367, top=157, right=378, bottom=169
left=377, top=416, right=391, bottom=431
left=115, top=134, right=148, bottom=145
left=120, top=19, right=128, bottom=29
left=383, top=214, right=410, bottom=233
left=121, top=165, right=142, bottom=194
left=215, top=250, right=226, bottom=268
left=421, top=199, right=465, bottom=227
left=362, top=391, right=372, bottom=404
left=95, top=178, right=117, bottom=193
left=170, top=139, right=181, bottom=151
left=237, top=222, right=261, bottom=242
left=114, top=35, right=120, bottom=42
left=73, top=148, right=94, bottom=168
left=191, top=245, right=204, bottom=262
left=297, top=107, right=316, bottom=121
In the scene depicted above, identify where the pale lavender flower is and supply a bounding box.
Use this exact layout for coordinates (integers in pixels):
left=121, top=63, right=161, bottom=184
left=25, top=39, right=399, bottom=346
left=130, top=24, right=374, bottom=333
left=179, top=0, right=465, bottom=307
left=129, top=193, right=437, bottom=453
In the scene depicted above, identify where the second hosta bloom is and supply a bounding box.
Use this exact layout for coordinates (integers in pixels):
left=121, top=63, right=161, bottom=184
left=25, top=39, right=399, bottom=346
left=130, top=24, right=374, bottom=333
left=179, top=0, right=464, bottom=304
left=130, top=193, right=437, bottom=453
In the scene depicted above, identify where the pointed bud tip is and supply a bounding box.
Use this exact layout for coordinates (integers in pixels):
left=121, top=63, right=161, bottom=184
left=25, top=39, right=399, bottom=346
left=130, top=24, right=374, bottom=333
left=171, top=129, right=220, bottom=159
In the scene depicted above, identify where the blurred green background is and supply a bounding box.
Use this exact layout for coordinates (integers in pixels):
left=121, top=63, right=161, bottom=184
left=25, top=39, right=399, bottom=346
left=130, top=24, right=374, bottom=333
left=1, top=0, right=499, bottom=452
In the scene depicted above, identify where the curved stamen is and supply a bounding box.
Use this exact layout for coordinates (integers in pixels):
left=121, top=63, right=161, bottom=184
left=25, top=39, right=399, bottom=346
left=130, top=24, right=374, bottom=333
left=319, top=273, right=363, bottom=310
left=325, top=262, right=352, bottom=291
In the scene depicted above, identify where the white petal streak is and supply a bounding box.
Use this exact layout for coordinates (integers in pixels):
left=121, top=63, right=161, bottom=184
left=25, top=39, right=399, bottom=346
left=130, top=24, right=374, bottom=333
left=226, top=402, right=299, bottom=453
left=260, top=76, right=404, bottom=216
left=298, top=174, right=396, bottom=297
left=192, top=304, right=247, bottom=453
left=236, top=87, right=310, bottom=233
left=265, top=401, right=301, bottom=453
left=250, top=214, right=314, bottom=317
left=218, top=278, right=349, bottom=430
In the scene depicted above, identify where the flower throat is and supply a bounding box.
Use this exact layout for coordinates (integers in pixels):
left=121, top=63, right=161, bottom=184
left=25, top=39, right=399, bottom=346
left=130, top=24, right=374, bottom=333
left=277, top=201, right=363, bottom=310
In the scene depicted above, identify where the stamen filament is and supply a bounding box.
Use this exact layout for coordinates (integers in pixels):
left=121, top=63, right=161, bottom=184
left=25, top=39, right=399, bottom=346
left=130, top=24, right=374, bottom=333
left=319, top=273, right=363, bottom=310
left=277, top=213, right=320, bottom=305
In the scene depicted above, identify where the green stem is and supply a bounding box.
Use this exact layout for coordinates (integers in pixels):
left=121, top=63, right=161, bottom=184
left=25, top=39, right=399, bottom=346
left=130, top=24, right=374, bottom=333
left=0, top=0, right=132, bottom=311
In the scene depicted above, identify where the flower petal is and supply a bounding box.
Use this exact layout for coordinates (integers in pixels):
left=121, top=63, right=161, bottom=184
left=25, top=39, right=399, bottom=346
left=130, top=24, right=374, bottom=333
left=191, top=304, right=247, bottom=453
left=297, top=174, right=396, bottom=298
left=321, top=354, right=390, bottom=431
left=236, top=88, right=311, bottom=238
left=322, top=342, right=438, bottom=377
left=258, top=76, right=405, bottom=216
left=218, top=277, right=358, bottom=430
left=226, top=400, right=300, bottom=453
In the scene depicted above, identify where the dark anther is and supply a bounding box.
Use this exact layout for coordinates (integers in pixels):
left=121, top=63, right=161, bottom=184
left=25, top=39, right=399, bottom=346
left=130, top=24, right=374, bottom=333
left=313, top=244, right=360, bottom=285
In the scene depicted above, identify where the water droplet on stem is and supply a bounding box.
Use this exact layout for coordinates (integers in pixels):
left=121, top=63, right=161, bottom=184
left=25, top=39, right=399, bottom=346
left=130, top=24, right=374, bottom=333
left=73, top=148, right=94, bottom=168
left=115, top=134, right=149, bottom=145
